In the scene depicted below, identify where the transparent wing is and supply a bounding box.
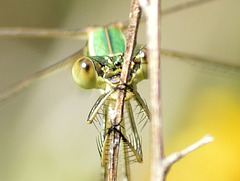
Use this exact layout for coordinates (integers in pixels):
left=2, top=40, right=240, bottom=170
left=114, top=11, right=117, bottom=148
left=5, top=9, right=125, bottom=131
left=90, top=89, right=149, bottom=167
left=94, top=95, right=149, bottom=181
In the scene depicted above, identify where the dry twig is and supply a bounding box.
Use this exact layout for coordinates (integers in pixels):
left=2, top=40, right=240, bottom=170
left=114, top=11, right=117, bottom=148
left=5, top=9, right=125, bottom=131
left=139, top=0, right=214, bottom=180
left=107, top=0, right=142, bottom=180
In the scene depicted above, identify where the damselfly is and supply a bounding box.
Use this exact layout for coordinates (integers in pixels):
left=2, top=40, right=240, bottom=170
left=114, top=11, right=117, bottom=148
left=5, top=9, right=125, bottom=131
left=0, top=0, right=240, bottom=181
left=71, top=24, right=149, bottom=180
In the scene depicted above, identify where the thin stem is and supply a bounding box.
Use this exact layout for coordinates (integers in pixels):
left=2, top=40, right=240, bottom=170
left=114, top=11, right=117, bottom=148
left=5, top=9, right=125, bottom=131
left=107, top=1, right=142, bottom=181
left=164, top=135, right=214, bottom=172
left=140, top=0, right=164, bottom=180
left=161, top=49, right=240, bottom=73
left=144, top=0, right=164, bottom=180
left=0, top=1, right=217, bottom=40
left=162, top=0, right=217, bottom=16
left=0, top=27, right=88, bottom=39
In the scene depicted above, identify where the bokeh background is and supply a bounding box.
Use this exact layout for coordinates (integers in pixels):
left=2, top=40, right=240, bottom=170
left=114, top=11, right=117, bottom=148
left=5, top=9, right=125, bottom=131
left=0, top=0, right=240, bottom=180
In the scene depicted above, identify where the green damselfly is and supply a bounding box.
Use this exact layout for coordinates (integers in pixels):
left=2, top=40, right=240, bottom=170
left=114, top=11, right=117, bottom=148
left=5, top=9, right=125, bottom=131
left=71, top=24, right=149, bottom=180
left=0, top=0, right=240, bottom=181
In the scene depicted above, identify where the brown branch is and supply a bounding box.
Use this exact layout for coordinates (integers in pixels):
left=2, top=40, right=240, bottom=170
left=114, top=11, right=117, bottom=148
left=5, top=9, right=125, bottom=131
left=107, top=0, right=142, bottom=180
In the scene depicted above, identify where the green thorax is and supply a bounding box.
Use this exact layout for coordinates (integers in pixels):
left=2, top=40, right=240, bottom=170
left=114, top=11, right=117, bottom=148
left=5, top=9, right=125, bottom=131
left=87, top=26, right=126, bottom=56
left=86, top=26, right=128, bottom=85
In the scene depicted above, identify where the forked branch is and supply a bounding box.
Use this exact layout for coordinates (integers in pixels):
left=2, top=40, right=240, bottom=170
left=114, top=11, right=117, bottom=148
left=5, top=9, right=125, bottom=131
left=139, top=0, right=214, bottom=180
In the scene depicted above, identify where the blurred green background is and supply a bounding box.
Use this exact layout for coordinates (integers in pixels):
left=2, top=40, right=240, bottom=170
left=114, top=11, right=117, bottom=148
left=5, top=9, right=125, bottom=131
left=0, top=0, right=240, bottom=180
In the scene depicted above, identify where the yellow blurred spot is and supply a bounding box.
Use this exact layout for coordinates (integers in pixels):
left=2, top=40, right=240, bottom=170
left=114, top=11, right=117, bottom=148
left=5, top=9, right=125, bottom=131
left=167, top=87, right=240, bottom=181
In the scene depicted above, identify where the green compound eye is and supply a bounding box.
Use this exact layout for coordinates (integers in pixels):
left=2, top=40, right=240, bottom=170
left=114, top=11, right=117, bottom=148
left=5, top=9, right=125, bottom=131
left=72, top=57, right=98, bottom=89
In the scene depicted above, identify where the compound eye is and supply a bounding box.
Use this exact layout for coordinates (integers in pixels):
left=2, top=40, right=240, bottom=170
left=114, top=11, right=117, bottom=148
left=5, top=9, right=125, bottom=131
left=72, top=57, right=97, bottom=89
left=139, top=47, right=148, bottom=79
